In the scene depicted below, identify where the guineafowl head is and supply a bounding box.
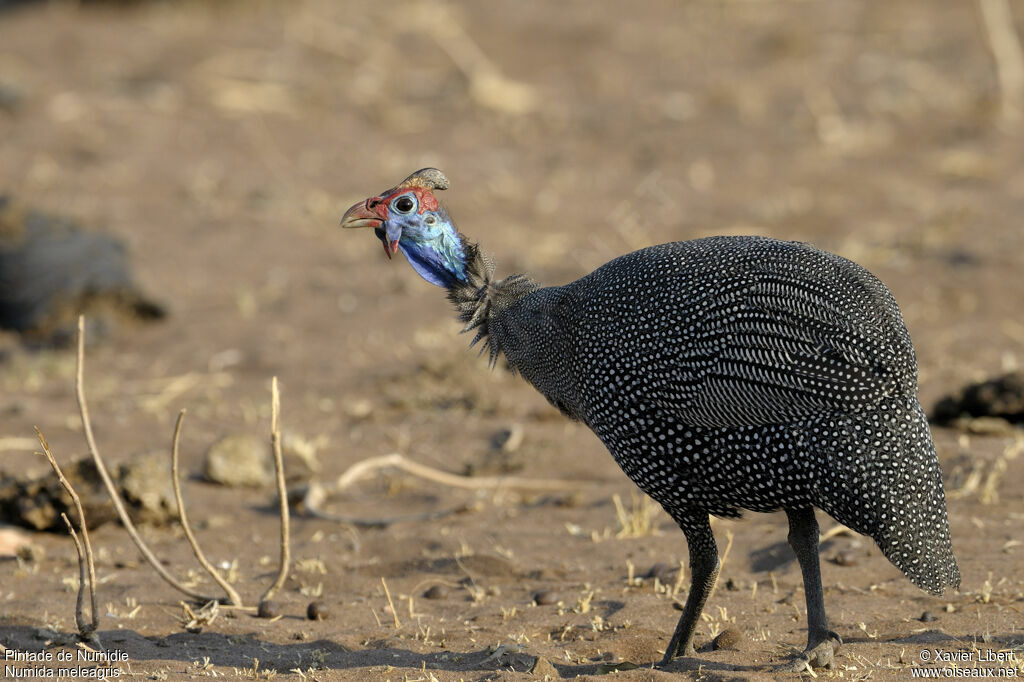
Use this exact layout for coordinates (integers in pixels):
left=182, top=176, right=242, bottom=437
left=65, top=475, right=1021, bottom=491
left=340, top=168, right=469, bottom=289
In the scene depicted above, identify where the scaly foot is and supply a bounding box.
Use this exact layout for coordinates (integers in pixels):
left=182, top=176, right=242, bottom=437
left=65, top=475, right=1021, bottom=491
left=779, top=631, right=842, bottom=672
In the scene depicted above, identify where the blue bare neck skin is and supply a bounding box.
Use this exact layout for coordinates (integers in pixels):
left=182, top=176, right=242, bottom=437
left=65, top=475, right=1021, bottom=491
left=396, top=216, right=469, bottom=289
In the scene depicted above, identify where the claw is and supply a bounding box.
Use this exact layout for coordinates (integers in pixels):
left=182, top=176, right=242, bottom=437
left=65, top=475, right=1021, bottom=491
left=778, top=632, right=842, bottom=672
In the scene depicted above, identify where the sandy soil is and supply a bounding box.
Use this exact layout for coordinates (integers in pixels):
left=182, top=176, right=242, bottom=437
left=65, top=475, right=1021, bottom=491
left=1, top=1, right=1022, bottom=680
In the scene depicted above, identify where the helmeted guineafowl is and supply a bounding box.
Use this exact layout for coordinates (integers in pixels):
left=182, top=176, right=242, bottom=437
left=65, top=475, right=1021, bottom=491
left=340, top=168, right=960, bottom=670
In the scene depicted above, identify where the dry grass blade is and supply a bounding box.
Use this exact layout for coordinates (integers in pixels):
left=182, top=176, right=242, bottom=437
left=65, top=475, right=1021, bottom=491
left=381, top=576, right=401, bottom=630
left=35, top=428, right=99, bottom=639
left=979, top=0, right=1024, bottom=124
left=74, top=316, right=218, bottom=604
left=171, top=409, right=244, bottom=607
left=260, top=377, right=291, bottom=603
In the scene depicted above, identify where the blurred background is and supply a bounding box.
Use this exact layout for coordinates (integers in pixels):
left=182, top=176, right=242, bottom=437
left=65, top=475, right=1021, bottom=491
left=2, top=0, right=1021, bottom=456
left=0, top=0, right=1022, bottom=674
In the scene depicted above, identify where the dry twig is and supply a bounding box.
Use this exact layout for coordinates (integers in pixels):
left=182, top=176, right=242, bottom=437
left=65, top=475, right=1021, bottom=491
left=72, top=316, right=220, bottom=604
left=381, top=576, right=401, bottom=630
left=171, top=409, right=243, bottom=606
left=260, top=377, right=291, bottom=604
left=36, top=427, right=99, bottom=639
left=301, top=452, right=603, bottom=527
left=979, top=0, right=1024, bottom=124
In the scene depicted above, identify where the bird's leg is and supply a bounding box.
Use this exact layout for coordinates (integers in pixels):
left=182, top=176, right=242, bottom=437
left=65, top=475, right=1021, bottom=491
left=658, top=513, right=719, bottom=667
left=783, top=507, right=841, bottom=670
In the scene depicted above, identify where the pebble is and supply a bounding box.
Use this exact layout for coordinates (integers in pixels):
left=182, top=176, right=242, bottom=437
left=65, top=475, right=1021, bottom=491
left=307, top=601, right=328, bottom=621
left=533, top=590, right=559, bottom=605
left=118, top=452, right=178, bottom=525
left=204, top=434, right=273, bottom=488
left=920, top=611, right=936, bottom=622
left=423, top=585, right=450, bottom=600
left=645, top=562, right=677, bottom=582
left=712, top=627, right=743, bottom=650
left=257, top=600, right=280, bottom=619
left=833, top=551, right=857, bottom=567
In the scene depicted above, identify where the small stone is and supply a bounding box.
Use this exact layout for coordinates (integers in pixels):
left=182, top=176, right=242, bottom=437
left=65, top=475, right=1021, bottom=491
left=0, top=526, right=33, bottom=559
left=118, top=452, right=177, bottom=526
left=712, top=627, right=743, bottom=650
left=257, top=600, right=280, bottom=619
left=833, top=551, right=857, bottom=567
left=423, top=585, right=450, bottom=600
left=306, top=601, right=328, bottom=621
left=725, top=577, right=739, bottom=591
left=919, top=611, right=936, bottom=623
left=533, top=590, right=559, bottom=605
left=645, top=562, right=677, bottom=582
left=204, top=434, right=273, bottom=488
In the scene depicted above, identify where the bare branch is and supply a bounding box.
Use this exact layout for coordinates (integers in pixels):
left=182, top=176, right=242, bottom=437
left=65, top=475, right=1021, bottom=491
left=170, top=409, right=244, bottom=607
left=74, top=316, right=218, bottom=604
left=260, top=377, right=291, bottom=603
left=35, top=428, right=98, bottom=638
left=59, top=514, right=92, bottom=637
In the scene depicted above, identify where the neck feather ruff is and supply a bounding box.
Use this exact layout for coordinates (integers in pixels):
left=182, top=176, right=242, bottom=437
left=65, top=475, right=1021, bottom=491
left=446, top=236, right=538, bottom=366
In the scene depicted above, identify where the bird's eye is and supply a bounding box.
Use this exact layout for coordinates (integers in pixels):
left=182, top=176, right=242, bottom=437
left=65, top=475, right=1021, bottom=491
left=393, top=195, right=416, bottom=214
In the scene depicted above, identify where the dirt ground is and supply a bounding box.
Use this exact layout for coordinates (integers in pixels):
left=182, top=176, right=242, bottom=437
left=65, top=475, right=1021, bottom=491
left=1, top=1, right=1023, bottom=680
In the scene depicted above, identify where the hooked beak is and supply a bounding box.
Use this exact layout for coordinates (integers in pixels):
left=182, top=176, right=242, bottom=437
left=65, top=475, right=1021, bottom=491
left=340, top=198, right=399, bottom=259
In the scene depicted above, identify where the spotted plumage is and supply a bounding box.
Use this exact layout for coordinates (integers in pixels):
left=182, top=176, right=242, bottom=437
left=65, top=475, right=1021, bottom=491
left=341, top=169, right=960, bottom=670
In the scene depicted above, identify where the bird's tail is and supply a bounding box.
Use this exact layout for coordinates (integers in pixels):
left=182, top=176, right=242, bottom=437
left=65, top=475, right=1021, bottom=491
left=818, top=397, right=960, bottom=596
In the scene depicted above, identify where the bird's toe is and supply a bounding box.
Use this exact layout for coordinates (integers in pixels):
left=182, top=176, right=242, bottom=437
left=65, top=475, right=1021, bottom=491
left=778, top=633, right=842, bottom=672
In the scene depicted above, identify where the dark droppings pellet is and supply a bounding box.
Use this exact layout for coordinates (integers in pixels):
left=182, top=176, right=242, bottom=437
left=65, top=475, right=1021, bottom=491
left=423, top=584, right=450, bottom=600
left=533, top=590, right=559, bottom=605
left=307, top=601, right=329, bottom=620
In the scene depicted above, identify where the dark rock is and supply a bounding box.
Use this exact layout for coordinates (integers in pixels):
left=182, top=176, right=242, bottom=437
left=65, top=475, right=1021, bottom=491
left=920, top=611, right=936, bottom=623
left=645, top=562, right=677, bottom=583
left=0, top=196, right=164, bottom=347
left=423, top=584, right=450, bottom=600
left=933, top=372, right=1024, bottom=426
left=533, top=590, right=559, bottom=605
left=0, top=457, right=116, bottom=532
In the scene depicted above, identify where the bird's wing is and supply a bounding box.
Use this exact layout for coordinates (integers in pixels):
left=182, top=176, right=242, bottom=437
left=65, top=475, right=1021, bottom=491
left=655, top=269, right=915, bottom=429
